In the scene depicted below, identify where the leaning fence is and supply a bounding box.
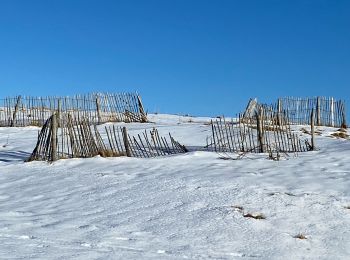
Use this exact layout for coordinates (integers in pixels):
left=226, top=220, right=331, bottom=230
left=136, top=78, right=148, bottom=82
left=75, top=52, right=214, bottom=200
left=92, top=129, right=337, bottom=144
left=276, top=97, right=346, bottom=128
left=244, top=97, right=346, bottom=128
left=0, top=92, right=147, bottom=127
left=28, top=113, right=187, bottom=162
left=209, top=110, right=311, bottom=154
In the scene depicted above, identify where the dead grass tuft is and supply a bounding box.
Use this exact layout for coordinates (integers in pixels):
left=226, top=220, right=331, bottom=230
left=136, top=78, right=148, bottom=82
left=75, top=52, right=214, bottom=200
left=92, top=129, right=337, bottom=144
left=29, top=121, right=43, bottom=127
left=249, top=125, right=285, bottom=132
left=268, top=150, right=281, bottom=161
left=300, top=128, right=310, bottom=134
left=330, top=132, right=349, bottom=139
left=285, top=192, right=296, bottom=197
left=293, top=233, right=307, bottom=240
left=99, top=150, right=126, bottom=157
left=218, top=156, right=233, bottom=160
left=231, top=205, right=244, bottom=211
left=300, top=127, right=322, bottom=135
left=243, top=213, right=266, bottom=220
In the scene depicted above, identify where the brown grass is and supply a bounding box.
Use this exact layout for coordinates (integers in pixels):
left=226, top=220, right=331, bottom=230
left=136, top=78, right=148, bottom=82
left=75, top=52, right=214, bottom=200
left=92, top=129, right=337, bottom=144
left=293, top=233, right=307, bottom=240
left=338, top=128, right=347, bottom=133
left=330, top=132, right=349, bottom=139
left=29, top=121, right=43, bottom=127
left=99, top=150, right=126, bottom=157
left=243, top=213, right=266, bottom=220
left=231, top=205, right=244, bottom=211
left=300, top=128, right=310, bottom=134
left=300, top=127, right=322, bottom=135
left=285, top=192, right=297, bottom=197
left=249, top=125, right=285, bottom=132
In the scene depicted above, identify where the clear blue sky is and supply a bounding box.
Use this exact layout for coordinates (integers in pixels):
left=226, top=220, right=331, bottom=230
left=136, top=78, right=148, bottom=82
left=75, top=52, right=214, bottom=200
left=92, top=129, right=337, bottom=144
left=0, top=0, right=349, bottom=117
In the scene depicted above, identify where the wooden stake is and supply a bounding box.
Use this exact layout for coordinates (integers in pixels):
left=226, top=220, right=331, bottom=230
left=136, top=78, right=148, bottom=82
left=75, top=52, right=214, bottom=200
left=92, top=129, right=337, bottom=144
left=341, top=101, right=347, bottom=129
left=122, top=127, right=132, bottom=157
left=51, top=113, right=58, bottom=161
left=137, top=95, right=147, bottom=122
left=311, top=109, right=315, bottom=150
left=316, top=96, right=321, bottom=126
left=277, top=98, right=282, bottom=126
left=96, top=96, right=102, bottom=124
left=256, top=108, right=265, bottom=153
left=11, top=95, right=21, bottom=127
left=211, top=120, right=217, bottom=152
left=330, top=97, right=334, bottom=127
left=57, top=99, right=61, bottom=127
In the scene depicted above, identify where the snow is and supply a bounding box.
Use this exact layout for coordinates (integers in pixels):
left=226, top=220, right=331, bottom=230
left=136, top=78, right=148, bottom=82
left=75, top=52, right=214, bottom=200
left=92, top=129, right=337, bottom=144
left=0, top=114, right=350, bottom=259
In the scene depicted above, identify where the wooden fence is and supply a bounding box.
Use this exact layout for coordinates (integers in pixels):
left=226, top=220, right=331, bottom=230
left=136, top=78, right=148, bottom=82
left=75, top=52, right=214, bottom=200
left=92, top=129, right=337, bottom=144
left=244, top=97, right=346, bottom=128
left=0, top=92, right=147, bottom=127
left=27, top=113, right=187, bottom=162
left=209, top=110, right=311, bottom=154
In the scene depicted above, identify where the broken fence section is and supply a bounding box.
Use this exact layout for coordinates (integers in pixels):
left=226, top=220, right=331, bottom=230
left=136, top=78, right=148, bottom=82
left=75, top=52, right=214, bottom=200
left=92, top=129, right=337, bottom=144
left=277, top=97, right=346, bottom=128
left=244, top=97, right=346, bottom=128
left=28, top=114, right=187, bottom=162
left=0, top=92, right=147, bottom=127
left=209, top=110, right=311, bottom=154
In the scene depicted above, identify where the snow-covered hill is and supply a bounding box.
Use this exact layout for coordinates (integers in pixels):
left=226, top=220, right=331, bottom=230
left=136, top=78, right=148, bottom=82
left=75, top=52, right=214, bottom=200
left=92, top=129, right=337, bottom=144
left=0, top=114, right=349, bottom=259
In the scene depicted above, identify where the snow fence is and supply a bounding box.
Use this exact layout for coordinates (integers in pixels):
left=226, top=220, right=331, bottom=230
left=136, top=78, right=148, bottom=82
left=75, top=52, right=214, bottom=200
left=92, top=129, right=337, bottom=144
left=0, top=92, right=147, bottom=127
left=27, top=113, right=187, bottom=162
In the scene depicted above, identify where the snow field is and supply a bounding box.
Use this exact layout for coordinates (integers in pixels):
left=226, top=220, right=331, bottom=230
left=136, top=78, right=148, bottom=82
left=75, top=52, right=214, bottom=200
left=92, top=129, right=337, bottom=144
left=0, top=114, right=349, bottom=259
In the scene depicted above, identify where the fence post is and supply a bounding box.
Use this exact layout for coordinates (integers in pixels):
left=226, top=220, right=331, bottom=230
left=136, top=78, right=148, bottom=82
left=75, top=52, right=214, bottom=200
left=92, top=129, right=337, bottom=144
left=137, top=95, right=148, bottom=122
left=51, top=113, right=58, bottom=161
left=310, top=109, right=315, bottom=150
left=95, top=96, right=102, bottom=124
left=211, top=120, right=217, bottom=152
left=256, top=108, right=265, bottom=153
left=316, top=97, right=321, bottom=126
left=277, top=98, right=282, bottom=126
left=243, top=98, right=258, bottom=120
left=57, top=98, right=61, bottom=127
left=330, top=97, right=334, bottom=127
left=122, top=127, right=132, bottom=157
left=341, top=101, right=347, bottom=129
left=11, top=95, right=22, bottom=127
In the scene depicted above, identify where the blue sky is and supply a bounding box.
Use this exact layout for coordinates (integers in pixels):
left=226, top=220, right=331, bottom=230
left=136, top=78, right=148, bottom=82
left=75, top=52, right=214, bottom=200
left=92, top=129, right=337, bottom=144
left=0, top=0, right=349, bottom=117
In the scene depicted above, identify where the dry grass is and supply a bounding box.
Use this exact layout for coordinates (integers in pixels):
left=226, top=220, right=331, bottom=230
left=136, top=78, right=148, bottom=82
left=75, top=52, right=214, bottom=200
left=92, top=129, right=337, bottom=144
left=338, top=128, right=347, bottom=133
left=231, top=205, right=244, bottom=211
left=231, top=204, right=265, bottom=219
left=218, top=156, right=233, bottom=160
left=293, top=233, right=307, bottom=240
left=285, top=192, right=297, bottom=197
left=268, top=150, right=281, bottom=161
left=29, top=121, right=43, bottom=127
left=301, top=127, right=322, bottom=136
left=243, top=213, right=266, bottom=220
left=99, top=150, right=126, bottom=157
left=249, top=125, right=286, bottom=132
left=331, top=132, right=349, bottom=139
left=300, top=128, right=310, bottom=134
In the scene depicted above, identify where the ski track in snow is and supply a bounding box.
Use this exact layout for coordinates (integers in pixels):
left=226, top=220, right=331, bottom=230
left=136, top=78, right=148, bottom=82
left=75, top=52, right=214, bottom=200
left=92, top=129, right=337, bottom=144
left=0, top=114, right=349, bottom=259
